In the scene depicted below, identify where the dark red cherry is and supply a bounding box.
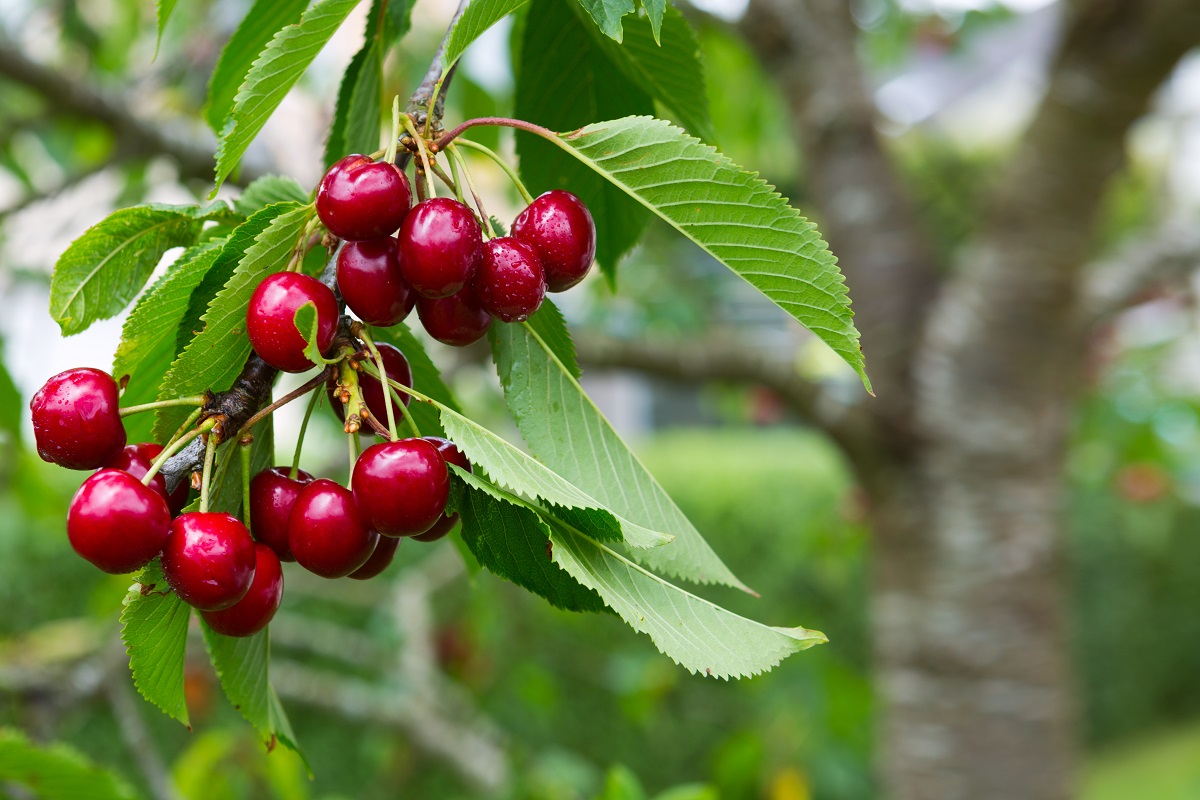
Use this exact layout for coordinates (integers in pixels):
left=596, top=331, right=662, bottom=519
left=336, top=237, right=415, bottom=326
left=327, top=343, right=412, bottom=426
left=398, top=198, right=483, bottom=298
left=106, top=443, right=190, bottom=515
left=317, top=155, right=412, bottom=241
left=161, top=512, right=257, bottom=611
left=347, top=536, right=400, bottom=580
left=249, top=467, right=315, bottom=562
left=201, top=544, right=284, bottom=637
left=412, top=437, right=471, bottom=543
left=289, top=479, right=378, bottom=578
left=31, top=368, right=126, bottom=469
left=67, top=469, right=171, bottom=574
left=416, top=287, right=491, bottom=347
left=352, top=439, right=449, bottom=537
left=511, top=190, right=596, bottom=292
left=246, top=272, right=339, bottom=373
left=474, top=237, right=546, bottom=323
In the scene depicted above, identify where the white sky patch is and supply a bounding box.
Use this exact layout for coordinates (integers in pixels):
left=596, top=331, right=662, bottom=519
left=461, top=16, right=514, bottom=94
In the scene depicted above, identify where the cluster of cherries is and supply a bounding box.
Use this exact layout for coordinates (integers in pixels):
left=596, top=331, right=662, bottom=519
left=245, top=152, right=597, bottom=372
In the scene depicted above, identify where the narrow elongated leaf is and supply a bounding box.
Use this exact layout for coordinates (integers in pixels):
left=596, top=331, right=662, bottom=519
left=551, top=525, right=827, bottom=678
left=575, top=0, right=634, bottom=41
left=516, top=0, right=653, bottom=281
left=49, top=202, right=230, bottom=336
left=442, top=0, right=531, bottom=72
left=201, top=623, right=306, bottom=765
left=213, top=0, right=363, bottom=194
left=324, top=38, right=383, bottom=168
left=115, top=241, right=226, bottom=444
left=120, top=560, right=191, bottom=726
left=450, top=471, right=606, bottom=612
left=156, top=0, right=179, bottom=54
left=368, top=323, right=460, bottom=438
left=546, top=116, right=870, bottom=390
left=431, top=401, right=672, bottom=550
left=155, top=204, right=308, bottom=441
left=491, top=306, right=750, bottom=591
left=234, top=176, right=309, bottom=217
left=206, top=0, right=311, bottom=132
left=0, top=728, right=139, bottom=800
left=375, top=0, right=416, bottom=46
left=640, top=0, right=665, bottom=43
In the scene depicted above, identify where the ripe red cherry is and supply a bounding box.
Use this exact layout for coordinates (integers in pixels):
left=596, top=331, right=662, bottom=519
left=416, top=287, right=491, bottom=347
left=106, top=443, right=190, bottom=515
left=317, top=155, right=412, bottom=241
left=398, top=198, right=483, bottom=298
left=352, top=439, right=449, bottom=537
left=512, top=190, right=596, bottom=292
left=412, top=437, right=471, bottom=543
left=473, top=237, right=546, bottom=323
left=348, top=536, right=400, bottom=580
left=289, top=479, right=378, bottom=578
left=336, top=237, right=415, bottom=326
left=161, top=512, right=257, bottom=611
left=201, top=544, right=284, bottom=637
left=246, top=272, right=339, bottom=373
left=327, top=343, right=412, bottom=426
left=31, top=368, right=126, bottom=469
left=248, top=467, right=314, bottom=562
left=67, top=469, right=171, bottom=574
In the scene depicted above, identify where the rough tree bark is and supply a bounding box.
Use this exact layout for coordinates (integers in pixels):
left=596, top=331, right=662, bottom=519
left=589, top=1, right=1200, bottom=798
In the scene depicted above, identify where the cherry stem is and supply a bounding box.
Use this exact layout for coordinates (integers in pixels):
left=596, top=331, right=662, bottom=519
left=449, top=146, right=495, bottom=238
left=199, top=431, right=218, bottom=513
left=454, top=138, right=534, bottom=205
left=401, top=113, right=437, bottom=199
left=142, top=419, right=215, bottom=487
left=385, top=96, right=401, bottom=164
left=356, top=329, right=398, bottom=441
left=239, top=437, right=253, bottom=533
left=347, top=432, right=360, bottom=489
left=429, top=161, right=457, bottom=194
left=118, top=396, right=205, bottom=418
left=446, top=148, right=467, bottom=205
left=166, top=407, right=205, bottom=448
left=360, top=360, right=421, bottom=439
left=237, top=368, right=333, bottom=438
left=290, top=387, right=322, bottom=480
left=432, top=117, right=559, bottom=152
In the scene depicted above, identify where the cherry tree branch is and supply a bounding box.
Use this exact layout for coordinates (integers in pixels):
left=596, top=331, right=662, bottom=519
left=1082, top=214, right=1200, bottom=324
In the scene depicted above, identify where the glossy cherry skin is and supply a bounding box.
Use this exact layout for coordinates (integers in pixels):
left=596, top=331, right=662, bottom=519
left=201, top=544, right=284, bottom=637
left=352, top=439, right=449, bottom=537
left=416, top=287, right=492, bottom=347
left=67, top=469, right=171, bottom=574
left=327, top=342, right=413, bottom=426
left=248, top=467, right=314, bottom=562
left=347, top=536, right=400, bottom=580
left=289, top=479, right=379, bottom=578
left=31, top=368, right=127, bottom=469
left=411, top=437, right=471, bottom=543
left=317, top=155, right=412, bottom=241
left=336, top=237, right=415, bottom=326
left=106, top=443, right=190, bottom=515
left=247, top=272, right=339, bottom=373
left=511, top=190, right=596, bottom=292
left=474, top=237, right=546, bottom=323
left=161, top=512, right=257, bottom=611
left=398, top=198, right=483, bottom=299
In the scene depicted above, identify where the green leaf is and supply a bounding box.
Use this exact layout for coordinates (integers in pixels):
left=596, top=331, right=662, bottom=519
left=213, top=0, right=364, bottom=195
left=639, top=0, right=665, bottom=43
left=0, top=728, right=140, bottom=800
left=550, top=524, right=827, bottom=679
left=523, top=300, right=579, bottom=377
left=156, top=0, right=179, bottom=55
left=442, top=0, right=531, bottom=73
left=114, top=241, right=227, bottom=444
left=155, top=204, right=309, bottom=441
left=368, top=323, right=461, bottom=438
left=234, top=176, right=310, bottom=217
left=205, top=0, right=311, bottom=132
left=575, top=0, right=634, bottom=41
left=295, top=302, right=337, bottom=368
left=491, top=305, right=750, bottom=591
left=121, top=560, right=192, bottom=726
left=450, top=470, right=606, bottom=612
left=516, top=0, right=654, bottom=282
left=201, top=623, right=306, bottom=766
left=432, top=400, right=672, bottom=550
left=546, top=115, right=870, bottom=390
left=49, top=202, right=230, bottom=336
left=0, top=335, right=21, bottom=445
left=372, top=0, right=416, bottom=49
left=324, top=38, right=383, bottom=168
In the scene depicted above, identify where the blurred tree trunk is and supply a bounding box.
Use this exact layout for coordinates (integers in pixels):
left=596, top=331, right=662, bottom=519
left=590, top=1, right=1200, bottom=797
